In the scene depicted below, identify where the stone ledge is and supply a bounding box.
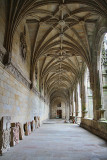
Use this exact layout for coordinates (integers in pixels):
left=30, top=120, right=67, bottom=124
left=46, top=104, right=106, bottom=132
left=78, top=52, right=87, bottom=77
left=0, top=57, right=46, bottom=102
left=80, top=118, right=107, bottom=141
left=5, top=60, right=31, bottom=89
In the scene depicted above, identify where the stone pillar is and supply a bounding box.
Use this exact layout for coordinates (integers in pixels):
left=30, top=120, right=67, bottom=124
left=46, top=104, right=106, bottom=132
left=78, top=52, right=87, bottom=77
left=74, top=88, right=78, bottom=118
left=87, top=72, right=93, bottom=119
left=70, top=91, right=74, bottom=120
left=76, top=83, right=82, bottom=123
left=81, top=70, right=88, bottom=118
left=72, top=91, right=76, bottom=117
left=90, top=67, right=105, bottom=121
left=65, top=103, right=70, bottom=122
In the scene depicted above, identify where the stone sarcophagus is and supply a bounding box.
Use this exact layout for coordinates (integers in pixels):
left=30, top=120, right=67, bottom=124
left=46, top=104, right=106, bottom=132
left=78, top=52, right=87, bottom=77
left=0, top=116, right=11, bottom=155
left=24, top=122, right=31, bottom=136
left=10, top=123, right=19, bottom=146
left=31, top=120, right=35, bottom=132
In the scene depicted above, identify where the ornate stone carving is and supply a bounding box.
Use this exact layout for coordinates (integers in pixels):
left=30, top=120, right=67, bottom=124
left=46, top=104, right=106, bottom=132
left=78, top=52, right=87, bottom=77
left=5, top=60, right=31, bottom=89
left=31, top=120, right=35, bottom=132
left=10, top=123, right=19, bottom=146
left=34, top=116, right=39, bottom=128
left=18, top=123, right=24, bottom=140
left=38, top=117, right=41, bottom=127
left=20, top=26, right=27, bottom=61
left=0, top=116, right=11, bottom=155
left=24, top=122, right=31, bottom=136
left=0, top=130, right=10, bottom=155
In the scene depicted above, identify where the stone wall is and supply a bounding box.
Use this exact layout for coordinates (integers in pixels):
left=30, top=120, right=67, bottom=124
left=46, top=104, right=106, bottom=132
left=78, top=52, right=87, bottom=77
left=51, top=101, right=66, bottom=119
left=0, top=62, right=49, bottom=124
left=12, top=21, right=31, bottom=79
left=80, top=118, right=107, bottom=141
left=0, top=0, right=5, bottom=48
left=0, top=0, right=6, bottom=48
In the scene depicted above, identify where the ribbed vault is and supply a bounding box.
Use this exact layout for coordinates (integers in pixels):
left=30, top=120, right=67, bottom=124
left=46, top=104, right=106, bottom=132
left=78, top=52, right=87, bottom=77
left=4, top=0, right=107, bottom=103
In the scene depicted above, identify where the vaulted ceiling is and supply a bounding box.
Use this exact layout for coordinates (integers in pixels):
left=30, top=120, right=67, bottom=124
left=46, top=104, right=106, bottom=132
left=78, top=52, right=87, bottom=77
left=5, top=0, right=107, bottom=103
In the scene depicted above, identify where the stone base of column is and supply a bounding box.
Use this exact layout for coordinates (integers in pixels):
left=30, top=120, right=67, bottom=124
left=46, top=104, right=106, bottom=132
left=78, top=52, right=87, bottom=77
left=76, top=116, right=81, bottom=124
left=64, top=119, right=69, bottom=123
left=96, top=108, right=106, bottom=121
left=73, top=112, right=76, bottom=117
left=82, top=111, right=88, bottom=118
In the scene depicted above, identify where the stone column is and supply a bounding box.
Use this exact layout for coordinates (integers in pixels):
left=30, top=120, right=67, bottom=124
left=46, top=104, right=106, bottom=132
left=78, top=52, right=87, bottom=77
left=81, top=70, right=88, bottom=118
left=73, top=91, right=76, bottom=117
left=65, top=102, right=70, bottom=122
left=76, top=83, right=82, bottom=123
left=90, top=69, right=105, bottom=121
left=74, top=87, right=78, bottom=117
left=70, top=91, right=74, bottom=120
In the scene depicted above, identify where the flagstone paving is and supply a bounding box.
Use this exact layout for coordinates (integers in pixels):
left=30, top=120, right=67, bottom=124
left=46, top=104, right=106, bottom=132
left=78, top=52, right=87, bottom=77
left=0, top=119, right=107, bottom=160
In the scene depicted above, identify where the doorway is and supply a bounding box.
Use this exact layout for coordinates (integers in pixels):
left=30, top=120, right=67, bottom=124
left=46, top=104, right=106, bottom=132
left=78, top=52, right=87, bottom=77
left=57, top=110, right=62, bottom=118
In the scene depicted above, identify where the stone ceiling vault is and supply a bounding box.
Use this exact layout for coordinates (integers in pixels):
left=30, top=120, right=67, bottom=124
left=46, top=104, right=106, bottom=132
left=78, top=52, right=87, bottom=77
left=4, top=0, right=107, bottom=103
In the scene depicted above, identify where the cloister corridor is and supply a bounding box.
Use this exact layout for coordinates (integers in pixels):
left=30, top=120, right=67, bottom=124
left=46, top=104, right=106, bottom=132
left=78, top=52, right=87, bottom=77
left=0, top=119, right=107, bottom=160
left=1, top=0, right=107, bottom=159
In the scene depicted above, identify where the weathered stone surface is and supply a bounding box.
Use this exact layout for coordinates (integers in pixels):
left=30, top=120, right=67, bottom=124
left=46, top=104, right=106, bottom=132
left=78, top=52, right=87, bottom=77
left=10, top=123, right=19, bottom=147
left=0, top=116, right=11, bottom=130
left=0, top=130, right=10, bottom=155
left=34, top=116, right=39, bottom=128
left=51, top=101, right=66, bottom=119
left=24, top=122, right=31, bottom=136
left=38, top=117, right=41, bottom=127
left=80, top=118, right=107, bottom=141
left=31, top=120, right=35, bottom=132
left=0, top=116, right=11, bottom=155
left=0, top=63, right=49, bottom=124
left=19, top=123, right=24, bottom=140
left=0, top=0, right=107, bottom=144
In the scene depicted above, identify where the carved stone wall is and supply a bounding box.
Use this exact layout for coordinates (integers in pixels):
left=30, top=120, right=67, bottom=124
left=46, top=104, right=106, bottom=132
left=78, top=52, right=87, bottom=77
left=0, top=63, right=49, bottom=124
left=5, top=60, right=31, bottom=89
left=12, top=21, right=31, bottom=80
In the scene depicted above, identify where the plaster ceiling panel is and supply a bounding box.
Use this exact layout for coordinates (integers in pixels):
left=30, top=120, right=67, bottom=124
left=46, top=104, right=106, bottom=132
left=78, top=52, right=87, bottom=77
left=27, top=23, right=39, bottom=49
left=37, top=27, right=58, bottom=49
left=75, top=12, right=91, bottom=18
left=66, top=4, right=84, bottom=11
left=86, top=23, right=96, bottom=36
left=33, top=13, right=50, bottom=19
left=37, top=4, right=57, bottom=12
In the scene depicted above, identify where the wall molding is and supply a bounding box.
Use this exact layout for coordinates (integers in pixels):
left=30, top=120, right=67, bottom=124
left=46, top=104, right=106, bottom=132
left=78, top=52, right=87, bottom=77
left=0, top=49, right=45, bottom=101
left=5, top=60, right=31, bottom=89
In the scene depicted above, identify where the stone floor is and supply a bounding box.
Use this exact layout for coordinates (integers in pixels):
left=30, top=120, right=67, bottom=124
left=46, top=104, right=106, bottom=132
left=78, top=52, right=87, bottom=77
left=0, top=119, right=107, bottom=160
